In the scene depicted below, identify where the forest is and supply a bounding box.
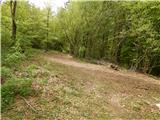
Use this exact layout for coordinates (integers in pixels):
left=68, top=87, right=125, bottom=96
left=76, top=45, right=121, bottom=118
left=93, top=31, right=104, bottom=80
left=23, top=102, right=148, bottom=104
left=1, top=0, right=160, bottom=119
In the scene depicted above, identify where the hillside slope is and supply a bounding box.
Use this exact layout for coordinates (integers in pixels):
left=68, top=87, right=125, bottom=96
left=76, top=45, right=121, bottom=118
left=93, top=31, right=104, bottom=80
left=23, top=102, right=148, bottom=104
left=2, top=51, right=160, bottom=120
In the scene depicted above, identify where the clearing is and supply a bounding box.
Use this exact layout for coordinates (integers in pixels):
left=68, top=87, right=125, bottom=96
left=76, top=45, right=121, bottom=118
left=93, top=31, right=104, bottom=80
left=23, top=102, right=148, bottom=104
left=2, top=51, right=160, bottom=120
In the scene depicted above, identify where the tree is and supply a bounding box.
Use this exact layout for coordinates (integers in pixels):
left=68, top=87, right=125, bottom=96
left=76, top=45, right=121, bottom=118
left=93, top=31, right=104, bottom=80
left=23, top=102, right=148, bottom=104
left=2, top=0, right=160, bottom=76
left=10, top=0, right=17, bottom=43
left=44, top=2, right=52, bottom=51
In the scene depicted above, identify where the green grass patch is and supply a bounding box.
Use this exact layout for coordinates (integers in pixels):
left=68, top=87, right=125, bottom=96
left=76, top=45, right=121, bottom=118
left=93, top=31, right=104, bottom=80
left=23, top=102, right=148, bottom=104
left=1, top=77, right=33, bottom=112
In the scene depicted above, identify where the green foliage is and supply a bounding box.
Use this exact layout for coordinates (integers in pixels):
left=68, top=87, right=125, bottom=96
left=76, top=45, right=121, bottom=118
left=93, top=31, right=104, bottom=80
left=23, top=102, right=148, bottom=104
left=1, top=78, right=33, bottom=111
left=53, top=1, right=160, bottom=75
left=1, top=67, right=12, bottom=79
left=25, top=64, right=38, bottom=77
left=26, top=64, right=38, bottom=71
left=1, top=1, right=160, bottom=76
left=47, top=39, right=64, bottom=51
left=38, top=79, right=48, bottom=85
left=79, top=46, right=86, bottom=58
left=4, top=51, right=24, bottom=67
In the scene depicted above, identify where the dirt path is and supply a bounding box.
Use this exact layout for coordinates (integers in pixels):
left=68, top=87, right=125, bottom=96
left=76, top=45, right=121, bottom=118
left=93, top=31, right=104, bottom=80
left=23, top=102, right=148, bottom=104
left=41, top=52, right=160, bottom=119
left=44, top=52, right=160, bottom=85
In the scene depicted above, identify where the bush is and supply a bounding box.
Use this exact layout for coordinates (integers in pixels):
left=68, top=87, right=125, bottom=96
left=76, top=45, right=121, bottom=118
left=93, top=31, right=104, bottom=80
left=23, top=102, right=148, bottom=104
left=24, top=48, right=41, bottom=58
left=1, top=83, right=15, bottom=111
left=1, top=77, right=33, bottom=111
left=78, top=46, right=86, bottom=58
left=1, top=67, right=12, bottom=79
left=4, top=51, right=24, bottom=67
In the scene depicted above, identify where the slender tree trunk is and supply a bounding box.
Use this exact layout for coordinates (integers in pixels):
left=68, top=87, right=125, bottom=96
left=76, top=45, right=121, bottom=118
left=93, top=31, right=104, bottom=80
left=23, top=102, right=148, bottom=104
left=10, top=0, right=17, bottom=42
left=115, top=38, right=125, bottom=63
left=46, top=8, right=50, bottom=51
left=100, top=33, right=107, bottom=58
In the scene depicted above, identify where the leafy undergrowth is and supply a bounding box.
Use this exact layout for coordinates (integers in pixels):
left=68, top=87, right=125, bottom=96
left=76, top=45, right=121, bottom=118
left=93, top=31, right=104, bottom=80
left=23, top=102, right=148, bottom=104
left=2, top=77, right=33, bottom=111
left=1, top=49, right=42, bottom=112
left=2, top=51, right=160, bottom=120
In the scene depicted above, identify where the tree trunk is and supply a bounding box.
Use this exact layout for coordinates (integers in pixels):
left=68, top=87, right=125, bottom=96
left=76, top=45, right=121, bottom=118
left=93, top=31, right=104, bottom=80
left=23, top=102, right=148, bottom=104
left=115, top=38, right=125, bottom=64
left=46, top=7, right=50, bottom=51
left=10, top=0, right=17, bottom=42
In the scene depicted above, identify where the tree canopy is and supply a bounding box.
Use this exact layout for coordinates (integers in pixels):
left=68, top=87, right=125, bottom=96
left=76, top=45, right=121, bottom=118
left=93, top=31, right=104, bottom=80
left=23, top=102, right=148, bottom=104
left=1, top=1, right=160, bottom=76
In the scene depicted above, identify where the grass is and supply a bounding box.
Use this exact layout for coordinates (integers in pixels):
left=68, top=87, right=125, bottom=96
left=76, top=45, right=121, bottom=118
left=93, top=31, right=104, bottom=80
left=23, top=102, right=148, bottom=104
left=1, top=77, right=33, bottom=111
left=1, top=49, right=43, bottom=112
left=2, top=51, right=160, bottom=120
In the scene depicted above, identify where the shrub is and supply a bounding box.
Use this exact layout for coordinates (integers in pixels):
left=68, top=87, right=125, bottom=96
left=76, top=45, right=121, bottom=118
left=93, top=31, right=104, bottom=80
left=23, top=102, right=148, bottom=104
left=24, top=48, right=41, bottom=58
left=14, top=78, right=33, bottom=96
left=1, top=83, right=15, bottom=111
left=1, top=66, right=12, bottom=79
left=78, top=46, right=86, bottom=58
left=1, top=77, right=33, bottom=111
left=4, top=51, right=24, bottom=67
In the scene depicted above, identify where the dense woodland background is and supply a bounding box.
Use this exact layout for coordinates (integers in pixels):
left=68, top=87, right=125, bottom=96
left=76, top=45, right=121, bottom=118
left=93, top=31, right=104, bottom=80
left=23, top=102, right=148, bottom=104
left=1, top=1, right=160, bottom=75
